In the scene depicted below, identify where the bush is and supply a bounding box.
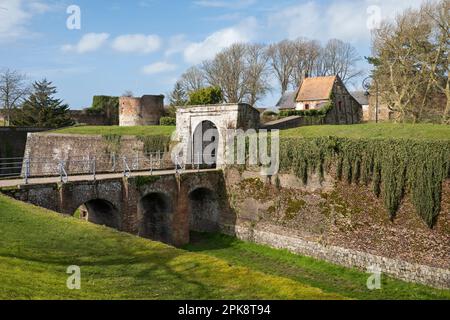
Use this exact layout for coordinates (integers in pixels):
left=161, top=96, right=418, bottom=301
left=188, top=86, right=223, bottom=105
left=88, top=96, right=119, bottom=124
left=160, top=117, right=176, bottom=126
left=279, top=103, right=333, bottom=118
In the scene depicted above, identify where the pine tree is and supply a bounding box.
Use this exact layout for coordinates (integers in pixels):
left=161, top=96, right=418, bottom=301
left=12, top=79, right=74, bottom=128
left=169, top=81, right=188, bottom=107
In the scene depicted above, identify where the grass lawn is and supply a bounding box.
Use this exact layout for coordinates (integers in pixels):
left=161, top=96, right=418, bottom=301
left=0, top=194, right=345, bottom=300
left=184, top=233, right=450, bottom=300
left=281, top=123, right=450, bottom=140
left=50, top=123, right=449, bottom=141
left=51, top=125, right=175, bottom=137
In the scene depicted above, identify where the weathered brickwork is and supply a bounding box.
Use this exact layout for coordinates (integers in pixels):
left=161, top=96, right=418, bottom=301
left=223, top=168, right=450, bottom=289
left=222, top=224, right=450, bottom=289
left=119, top=95, right=165, bottom=126
left=1, top=171, right=227, bottom=247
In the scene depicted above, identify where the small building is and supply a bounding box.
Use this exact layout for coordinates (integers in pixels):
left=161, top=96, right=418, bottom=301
left=278, top=75, right=362, bottom=125
left=351, top=91, right=370, bottom=122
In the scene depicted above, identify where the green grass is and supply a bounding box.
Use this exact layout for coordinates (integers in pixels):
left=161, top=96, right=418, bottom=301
left=0, top=194, right=345, bottom=300
left=281, top=123, right=450, bottom=140
left=51, top=125, right=175, bottom=137
left=49, top=123, right=449, bottom=141
left=184, top=233, right=450, bottom=300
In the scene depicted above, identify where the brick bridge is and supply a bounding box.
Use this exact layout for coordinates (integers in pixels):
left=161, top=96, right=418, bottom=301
left=2, top=171, right=233, bottom=247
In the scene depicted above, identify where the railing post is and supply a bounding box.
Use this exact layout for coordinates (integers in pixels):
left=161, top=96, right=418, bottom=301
left=112, top=153, right=116, bottom=172
left=150, top=153, right=153, bottom=175
left=59, top=160, right=68, bottom=183
left=24, top=158, right=30, bottom=184
left=136, top=152, right=139, bottom=171
left=92, top=157, right=96, bottom=181
left=123, top=157, right=130, bottom=177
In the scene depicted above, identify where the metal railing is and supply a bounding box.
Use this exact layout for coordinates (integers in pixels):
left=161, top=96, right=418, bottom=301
left=0, top=152, right=217, bottom=184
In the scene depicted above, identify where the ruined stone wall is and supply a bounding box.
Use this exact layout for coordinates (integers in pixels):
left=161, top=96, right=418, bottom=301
left=222, top=168, right=450, bottom=289
left=119, top=95, right=164, bottom=126
left=22, top=133, right=170, bottom=177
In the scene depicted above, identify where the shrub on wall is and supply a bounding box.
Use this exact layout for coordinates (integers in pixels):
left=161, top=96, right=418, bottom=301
left=87, top=96, right=119, bottom=124
left=279, top=137, right=450, bottom=228
left=160, top=117, right=176, bottom=126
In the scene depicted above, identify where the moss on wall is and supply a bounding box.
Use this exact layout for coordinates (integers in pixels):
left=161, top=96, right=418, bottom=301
left=279, top=137, right=450, bottom=227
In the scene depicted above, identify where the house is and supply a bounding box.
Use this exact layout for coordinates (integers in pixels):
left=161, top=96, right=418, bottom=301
left=276, top=91, right=296, bottom=110
left=351, top=91, right=370, bottom=121
left=278, top=75, right=362, bottom=125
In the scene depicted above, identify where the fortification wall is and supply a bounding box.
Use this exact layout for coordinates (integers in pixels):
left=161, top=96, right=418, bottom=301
left=119, top=95, right=164, bottom=126
left=222, top=168, right=450, bottom=289
left=22, top=133, right=170, bottom=177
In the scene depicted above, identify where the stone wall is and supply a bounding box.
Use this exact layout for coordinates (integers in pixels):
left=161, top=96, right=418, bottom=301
left=70, top=110, right=117, bottom=126
left=22, top=133, right=169, bottom=177
left=222, top=168, right=450, bottom=289
left=119, top=95, right=165, bottom=126
left=0, top=127, right=49, bottom=177
left=223, top=223, right=450, bottom=289
left=1, top=171, right=228, bottom=247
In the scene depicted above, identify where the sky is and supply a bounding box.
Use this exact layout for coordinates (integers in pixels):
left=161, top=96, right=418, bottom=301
left=0, top=0, right=433, bottom=109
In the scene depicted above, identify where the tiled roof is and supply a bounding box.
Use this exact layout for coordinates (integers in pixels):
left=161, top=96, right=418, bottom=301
left=296, top=76, right=336, bottom=102
left=351, top=91, right=369, bottom=105
left=276, top=91, right=296, bottom=109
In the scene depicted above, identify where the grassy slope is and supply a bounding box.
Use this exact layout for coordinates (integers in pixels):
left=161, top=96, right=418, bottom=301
left=51, top=125, right=175, bottom=137
left=0, top=194, right=344, bottom=300
left=184, top=233, right=450, bottom=300
left=51, top=123, right=450, bottom=140
left=281, top=123, right=450, bottom=140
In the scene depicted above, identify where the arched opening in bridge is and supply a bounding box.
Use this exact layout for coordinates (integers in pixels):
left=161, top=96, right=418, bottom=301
left=192, top=120, right=219, bottom=168
left=138, top=192, right=173, bottom=244
left=74, top=199, right=121, bottom=229
left=189, top=188, right=220, bottom=233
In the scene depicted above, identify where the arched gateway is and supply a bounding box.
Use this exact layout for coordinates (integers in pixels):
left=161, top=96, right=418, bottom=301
left=175, top=103, right=260, bottom=168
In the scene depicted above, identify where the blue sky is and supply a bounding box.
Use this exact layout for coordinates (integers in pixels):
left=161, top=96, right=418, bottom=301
left=0, top=0, right=430, bottom=109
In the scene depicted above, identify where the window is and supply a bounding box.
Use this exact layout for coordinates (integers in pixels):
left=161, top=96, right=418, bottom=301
left=305, top=104, right=310, bottom=110
left=338, top=101, right=342, bottom=111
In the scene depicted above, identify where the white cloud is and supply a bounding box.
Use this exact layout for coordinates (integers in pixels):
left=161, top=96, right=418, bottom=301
left=183, top=17, right=258, bottom=64
left=268, top=0, right=436, bottom=43
left=165, top=34, right=190, bottom=57
left=194, top=0, right=256, bottom=9
left=62, top=33, right=110, bottom=54
left=0, top=0, right=54, bottom=41
left=112, top=34, right=161, bottom=54
left=142, top=62, right=177, bottom=75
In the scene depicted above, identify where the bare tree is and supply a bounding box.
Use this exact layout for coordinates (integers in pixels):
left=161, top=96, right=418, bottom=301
left=202, top=44, right=249, bottom=103
left=291, top=39, right=321, bottom=88
left=317, top=39, right=363, bottom=83
left=179, top=66, right=205, bottom=94
left=371, top=0, right=449, bottom=123
left=0, top=69, right=29, bottom=126
left=422, top=0, right=450, bottom=123
left=244, top=44, right=271, bottom=106
left=267, top=40, right=296, bottom=95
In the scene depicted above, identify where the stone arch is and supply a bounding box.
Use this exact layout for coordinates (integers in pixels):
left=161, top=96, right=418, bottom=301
left=138, top=192, right=173, bottom=244
left=192, top=120, right=219, bottom=167
left=74, top=199, right=121, bottom=229
left=188, top=187, right=220, bottom=233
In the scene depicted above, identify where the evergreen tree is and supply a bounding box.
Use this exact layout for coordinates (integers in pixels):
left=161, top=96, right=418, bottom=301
left=12, top=79, right=73, bottom=128
left=169, top=81, right=188, bottom=107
